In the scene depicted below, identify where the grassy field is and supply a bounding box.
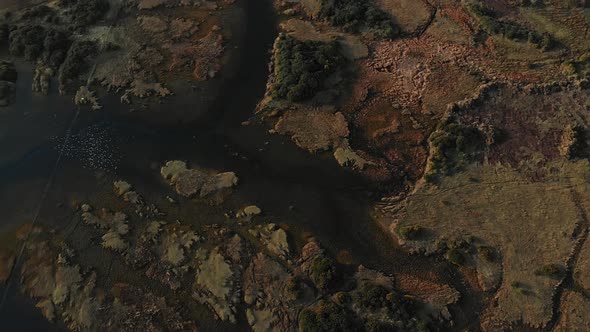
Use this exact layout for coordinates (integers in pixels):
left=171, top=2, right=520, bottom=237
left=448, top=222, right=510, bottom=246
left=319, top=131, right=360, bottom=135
left=385, top=161, right=590, bottom=329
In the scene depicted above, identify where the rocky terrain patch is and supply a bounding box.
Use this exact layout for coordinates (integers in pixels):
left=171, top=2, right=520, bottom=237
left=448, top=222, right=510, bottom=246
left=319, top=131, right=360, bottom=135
left=0, top=0, right=235, bottom=106
left=0, top=166, right=461, bottom=331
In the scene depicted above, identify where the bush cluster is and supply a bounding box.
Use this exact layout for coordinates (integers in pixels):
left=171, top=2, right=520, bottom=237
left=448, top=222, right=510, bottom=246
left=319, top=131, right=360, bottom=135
left=353, top=283, right=391, bottom=310
left=21, top=5, right=60, bottom=24
left=318, top=0, right=399, bottom=39
left=309, top=256, right=336, bottom=291
left=299, top=300, right=358, bottom=332
left=9, top=25, right=73, bottom=67
left=563, top=53, right=590, bottom=80
left=469, top=3, right=553, bottom=50
left=59, top=0, right=110, bottom=30
left=425, top=118, right=486, bottom=182
left=272, top=34, right=345, bottom=102
left=58, top=40, right=97, bottom=88
left=534, top=263, right=564, bottom=278
left=9, top=25, right=46, bottom=61
left=398, top=225, right=424, bottom=241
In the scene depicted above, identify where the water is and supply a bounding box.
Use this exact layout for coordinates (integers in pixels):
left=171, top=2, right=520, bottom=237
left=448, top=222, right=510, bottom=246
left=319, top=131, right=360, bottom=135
left=0, top=0, right=478, bottom=330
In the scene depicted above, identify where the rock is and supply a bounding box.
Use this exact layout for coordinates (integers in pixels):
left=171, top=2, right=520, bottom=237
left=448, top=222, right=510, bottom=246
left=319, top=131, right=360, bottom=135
left=193, top=247, right=240, bottom=322
left=81, top=204, right=93, bottom=213
left=82, top=209, right=130, bottom=252
left=123, top=191, right=142, bottom=205
left=113, top=181, right=132, bottom=196
left=52, top=264, right=83, bottom=305
left=161, top=160, right=238, bottom=199
left=161, top=160, right=190, bottom=181
left=200, top=172, right=239, bottom=197
left=236, top=205, right=262, bottom=218
left=249, top=224, right=290, bottom=260
left=35, top=299, right=56, bottom=321
left=159, top=226, right=200, bottom=266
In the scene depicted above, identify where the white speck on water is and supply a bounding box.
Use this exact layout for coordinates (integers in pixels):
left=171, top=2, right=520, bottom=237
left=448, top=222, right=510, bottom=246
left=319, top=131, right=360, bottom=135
left=50, top=123, right=120, bottom=172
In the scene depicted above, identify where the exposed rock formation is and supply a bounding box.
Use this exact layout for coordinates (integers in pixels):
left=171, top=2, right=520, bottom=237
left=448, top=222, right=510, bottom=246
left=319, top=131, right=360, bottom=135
left=161, top=160, right=238, bottom=199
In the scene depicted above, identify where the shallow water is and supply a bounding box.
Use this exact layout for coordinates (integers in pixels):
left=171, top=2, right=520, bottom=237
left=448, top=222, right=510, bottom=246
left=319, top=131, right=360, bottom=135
left=0, top=0, right=477, bottom=330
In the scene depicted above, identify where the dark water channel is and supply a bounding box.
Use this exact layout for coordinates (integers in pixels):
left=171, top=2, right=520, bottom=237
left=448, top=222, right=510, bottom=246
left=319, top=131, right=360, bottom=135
left=0, top=0, right=478, bottom=331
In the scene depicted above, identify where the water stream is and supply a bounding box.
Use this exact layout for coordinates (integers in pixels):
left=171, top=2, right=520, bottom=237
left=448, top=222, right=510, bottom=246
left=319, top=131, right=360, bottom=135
left=0, top=0, right=477, bottom=330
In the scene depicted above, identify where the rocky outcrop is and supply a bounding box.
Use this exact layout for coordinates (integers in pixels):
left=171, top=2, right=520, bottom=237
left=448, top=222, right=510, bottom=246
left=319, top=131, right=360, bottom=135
left=82, top=208, right=130, bottom=252
left=193, top=234, right=244, bottom=323
left=249, top=224, right=291, bottom=261
left=161, top=160, right=238, bottom=199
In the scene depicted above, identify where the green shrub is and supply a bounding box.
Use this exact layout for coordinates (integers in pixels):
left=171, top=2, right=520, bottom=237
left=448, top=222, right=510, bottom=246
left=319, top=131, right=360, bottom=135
left=58, top=40, right=97, bottom=90
left=468, top=2, right=554, bottom=50
left=477, top=246, right=495, bottom=262
left=9, top=25, right=46, bottom=60
left=446, top=248, right=465, bottom=266
left=318, top=0, right=399, bottom=39
left=285, top=276, right=304, bottom=301
left=299, top=300, right=358, bottom=332
left=272, top=34, right=345, bottom=102
left=21, top=5, right=57, bottom=22
left=398, top=225, right=424, bottom=240
left=425, top=118, right=486, bottom=182
left=59, top=0, right=110, bottom=30
left=534, top=263, right=564, bottom=278
left=310, top=256, right=336, bottom=291
left=8, top=25, right=72, bottom=68
left=42, top=29, right=72, bottom=68
left=562, top=53, right=590, bottom=80
left=353, top=283, right=391, bottom=310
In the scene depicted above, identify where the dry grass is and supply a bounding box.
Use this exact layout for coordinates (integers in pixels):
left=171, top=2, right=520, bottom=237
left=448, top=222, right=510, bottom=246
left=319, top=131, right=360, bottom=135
left=555, top=291, right=590, bottom=332
left=280, top=19, right=368, bottom=60
left=574, top=235, right=590, bottom=292
left=274, top=109, right=349, bottom=152
left=383, top=161, right=590, bottom=330
left=519, top=6, right=590, bottom=53
left=375, top=0, right=433, bottom=35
